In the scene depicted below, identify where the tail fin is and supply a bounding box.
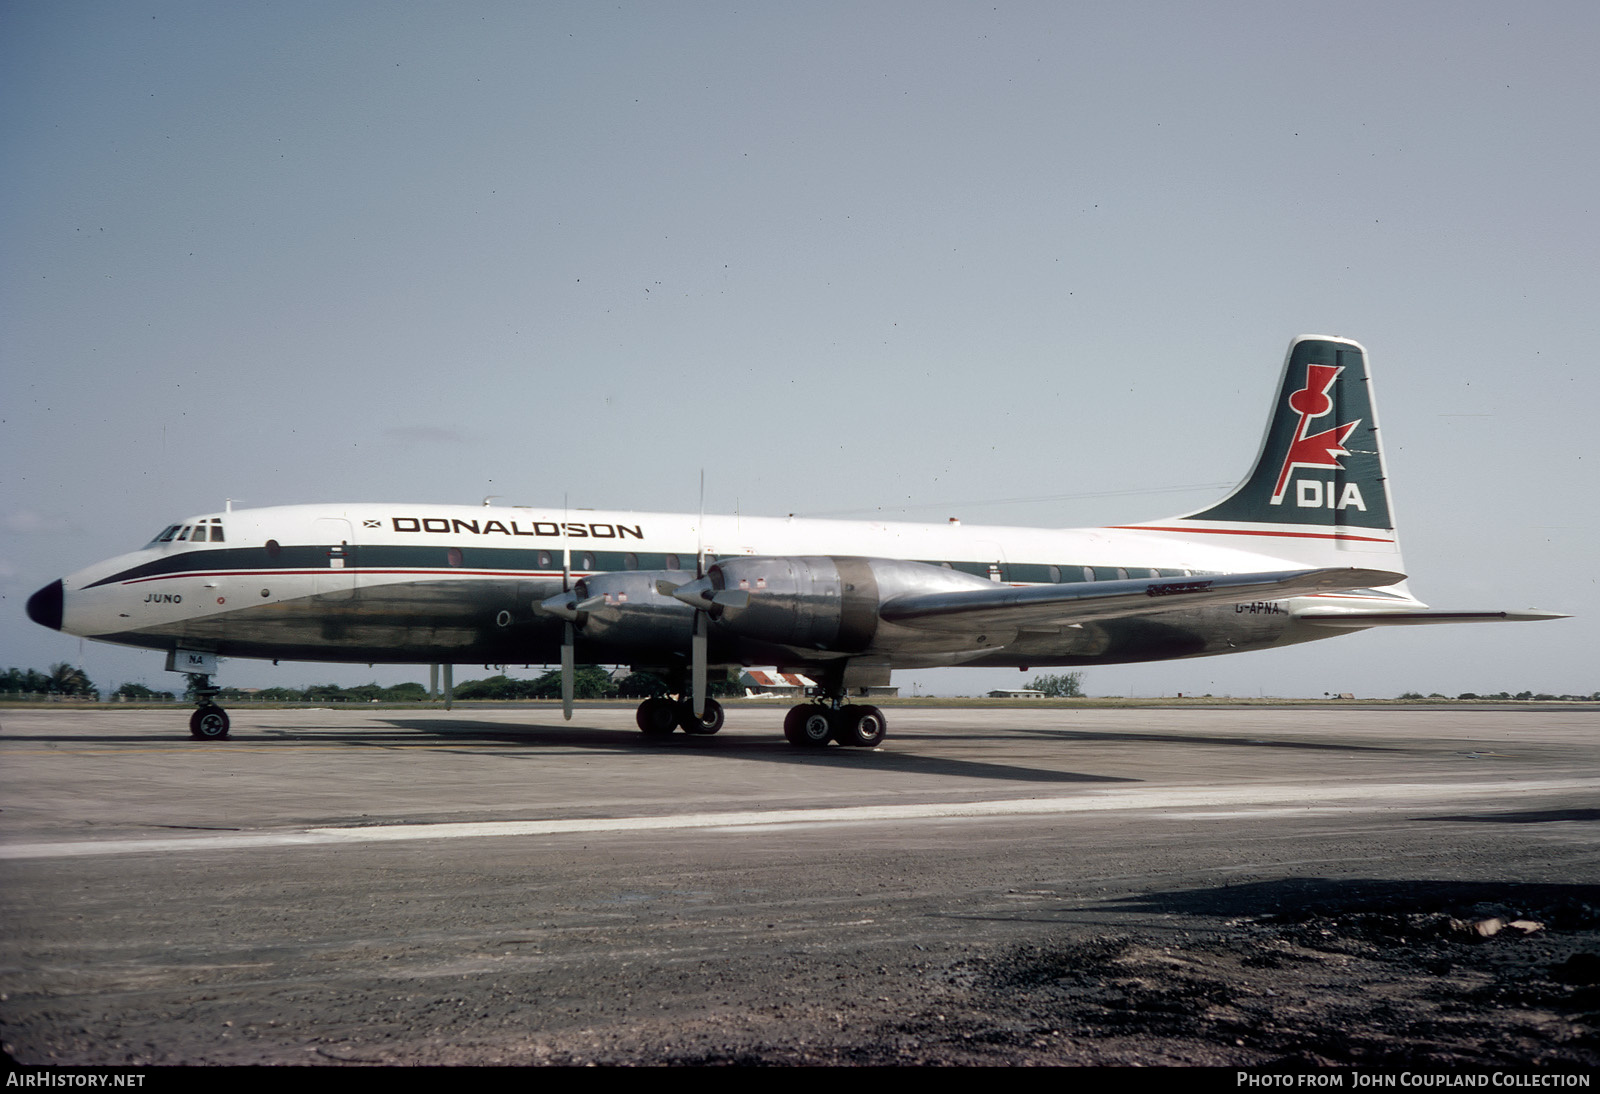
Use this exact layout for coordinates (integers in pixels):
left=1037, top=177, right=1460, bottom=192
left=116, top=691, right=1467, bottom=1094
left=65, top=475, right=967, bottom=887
left=1131, top=336, right=1404, bottom=571
left=1126, top=336, right=1570, bottom=630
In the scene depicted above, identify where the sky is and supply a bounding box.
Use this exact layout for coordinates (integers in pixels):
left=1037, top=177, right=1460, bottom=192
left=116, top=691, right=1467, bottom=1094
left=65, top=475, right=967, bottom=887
left=3, top=1, right=1595, bottom=700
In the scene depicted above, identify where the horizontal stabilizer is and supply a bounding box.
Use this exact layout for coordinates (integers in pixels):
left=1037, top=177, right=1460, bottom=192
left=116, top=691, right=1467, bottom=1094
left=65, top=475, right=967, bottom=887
left=880, top=567, right=1405, bottom=634
left=1296, top=608, right=1570, bottom=629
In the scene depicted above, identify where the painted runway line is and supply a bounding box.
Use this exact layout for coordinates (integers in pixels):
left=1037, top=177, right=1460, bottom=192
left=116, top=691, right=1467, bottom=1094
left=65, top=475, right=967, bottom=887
left=3, top=778, right=1594, bottom=860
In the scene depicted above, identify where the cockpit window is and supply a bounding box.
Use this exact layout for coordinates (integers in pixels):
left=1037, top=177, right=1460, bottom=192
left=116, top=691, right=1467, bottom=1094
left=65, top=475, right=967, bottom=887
left=148, top=518, right=225, bottom=547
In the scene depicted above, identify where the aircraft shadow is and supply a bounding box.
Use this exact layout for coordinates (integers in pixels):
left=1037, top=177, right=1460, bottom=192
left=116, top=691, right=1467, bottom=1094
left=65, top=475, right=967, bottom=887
left=1423, top=807, right=1600, bottom=825
left=1103, top=877, right=1600, bottom=923
left=1007, top=728, right=1402, bottom=754
left=942, top=877, right=1600, bottom=930
left=373, top=718, right=1135, bottom=785
left=0, top=721, right=1133, bottom=784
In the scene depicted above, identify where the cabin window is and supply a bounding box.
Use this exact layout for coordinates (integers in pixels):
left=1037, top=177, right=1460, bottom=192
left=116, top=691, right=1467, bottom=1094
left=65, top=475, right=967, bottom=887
left=623, top=552, right=639, bottom=570
left=176, top=525, right=193, bottom=541
left=1047, top=565, right=1061, bottom=583
left=665, top=553, right=681, bottom=570
left=265, top=539, right=282, bottom=559
left=579, top=551, right=596, bottom=570
left=537, top=550, right=553, bottom=567
left=447, top=547, right=464, bottom=568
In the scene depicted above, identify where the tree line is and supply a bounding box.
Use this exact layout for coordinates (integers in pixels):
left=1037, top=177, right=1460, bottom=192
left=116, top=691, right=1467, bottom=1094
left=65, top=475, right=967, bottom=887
left=208, top=667, right=743, bottom=703
left=1024, top=672, right=1085, bottom=697
left=6, top=663, right=1593, bottom=704
left=1, top=665, right=740, bottom=703
left=2, top=664, right=108, bottom=698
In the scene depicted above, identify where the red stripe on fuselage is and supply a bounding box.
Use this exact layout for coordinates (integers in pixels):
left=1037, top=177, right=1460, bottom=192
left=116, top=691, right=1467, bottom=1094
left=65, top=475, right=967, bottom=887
left=1109, top=525, right=1396, bottom=545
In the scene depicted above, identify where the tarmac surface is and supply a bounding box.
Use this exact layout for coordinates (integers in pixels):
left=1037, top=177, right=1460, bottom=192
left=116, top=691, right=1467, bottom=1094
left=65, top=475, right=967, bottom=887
left=2, top=702, right=1597, bottom=1066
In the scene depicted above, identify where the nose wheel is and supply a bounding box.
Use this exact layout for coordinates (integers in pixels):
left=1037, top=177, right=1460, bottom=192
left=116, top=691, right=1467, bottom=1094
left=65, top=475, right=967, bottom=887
left=185, top=674, right=230, bottom=739
left=189, top=704, right=230, bottom=740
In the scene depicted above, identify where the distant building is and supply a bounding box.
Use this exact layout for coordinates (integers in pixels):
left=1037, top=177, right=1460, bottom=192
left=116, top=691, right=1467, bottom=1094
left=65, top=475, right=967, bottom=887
left=740, top=670, right=897, bottom=698
left=740, top=670, right=815, bottom=697
left=987, top=688, right=1045, bottom=699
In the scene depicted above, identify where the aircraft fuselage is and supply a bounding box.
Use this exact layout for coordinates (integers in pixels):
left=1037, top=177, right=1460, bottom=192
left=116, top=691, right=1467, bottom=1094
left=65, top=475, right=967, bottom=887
left=40, top=502, right=1400, bottom=672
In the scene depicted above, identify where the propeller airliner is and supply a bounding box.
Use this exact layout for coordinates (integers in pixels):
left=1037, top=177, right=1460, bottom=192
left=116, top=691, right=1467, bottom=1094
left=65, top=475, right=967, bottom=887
left=26, top=336, right=1564, bottom=746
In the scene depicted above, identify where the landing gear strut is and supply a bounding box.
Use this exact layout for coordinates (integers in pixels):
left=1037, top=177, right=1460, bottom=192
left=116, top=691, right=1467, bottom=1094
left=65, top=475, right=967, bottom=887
left=783, top=700, right=886, bottom=748
left=187, top=674, right=230, bottom=740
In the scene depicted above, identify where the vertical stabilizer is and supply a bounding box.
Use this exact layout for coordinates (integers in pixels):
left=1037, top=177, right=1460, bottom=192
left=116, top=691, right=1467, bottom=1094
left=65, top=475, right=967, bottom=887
left=1129, top=336, right=1404, bottom=571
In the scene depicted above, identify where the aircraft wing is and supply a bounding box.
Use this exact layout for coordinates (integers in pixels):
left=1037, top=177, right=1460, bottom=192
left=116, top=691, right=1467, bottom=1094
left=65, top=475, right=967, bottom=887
left=878, top=567, right=1406, bottom=634
left=1296, top=607, right=1570, bottom=628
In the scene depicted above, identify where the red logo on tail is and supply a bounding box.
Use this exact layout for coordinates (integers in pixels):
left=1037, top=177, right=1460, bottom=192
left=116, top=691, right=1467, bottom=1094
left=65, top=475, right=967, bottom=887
left=1271, top=364, right=1360, bottom=504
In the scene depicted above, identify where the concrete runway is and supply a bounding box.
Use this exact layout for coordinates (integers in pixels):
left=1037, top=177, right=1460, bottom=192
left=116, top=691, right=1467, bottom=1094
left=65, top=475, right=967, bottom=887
left=2, top=703, right=1597, bottom=1065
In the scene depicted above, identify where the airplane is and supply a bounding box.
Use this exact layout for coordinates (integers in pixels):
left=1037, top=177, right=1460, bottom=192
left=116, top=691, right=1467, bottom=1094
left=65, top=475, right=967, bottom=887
left=25, top=336, right=1565, bottom=747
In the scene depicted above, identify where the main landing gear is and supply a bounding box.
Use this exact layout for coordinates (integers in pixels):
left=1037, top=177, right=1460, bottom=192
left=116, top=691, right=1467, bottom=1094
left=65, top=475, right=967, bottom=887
left=625, top=671, right=884, bottom=748
left=634, top=695, right=725, bottom=737
left=782, top=702, right=886, bottom=749
left=187, top=674, right=230, bottom=740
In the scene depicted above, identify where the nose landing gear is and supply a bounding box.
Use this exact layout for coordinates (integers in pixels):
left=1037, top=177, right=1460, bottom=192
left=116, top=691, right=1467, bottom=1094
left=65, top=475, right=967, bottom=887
left=186, top=674, right=230, bottom=740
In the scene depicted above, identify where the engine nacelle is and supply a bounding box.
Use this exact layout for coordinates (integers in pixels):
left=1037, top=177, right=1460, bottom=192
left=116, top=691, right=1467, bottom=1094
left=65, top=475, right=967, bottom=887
left=569, top=570, right=698, bottom=654
left=702, top=556, right=996, bottom=653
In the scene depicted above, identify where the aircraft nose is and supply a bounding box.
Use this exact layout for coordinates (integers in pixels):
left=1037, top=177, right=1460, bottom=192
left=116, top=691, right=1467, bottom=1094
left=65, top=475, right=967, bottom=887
left=26, top=579, right=63, bottom=631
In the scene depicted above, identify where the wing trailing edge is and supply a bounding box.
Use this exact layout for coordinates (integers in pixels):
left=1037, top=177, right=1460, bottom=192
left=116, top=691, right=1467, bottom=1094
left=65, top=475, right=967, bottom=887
left=1296, top=608, right=1570, bottom=629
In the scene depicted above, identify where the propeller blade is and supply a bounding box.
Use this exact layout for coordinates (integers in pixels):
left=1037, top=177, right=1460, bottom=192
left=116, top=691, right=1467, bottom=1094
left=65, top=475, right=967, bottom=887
left=712, top=589, right=750, bottom=610
left=561, top=621, right=574, bottom=721
left=560, top=505, right=575, bottom=721
left=696, top=470, right=705, bottom=578
left=691, top=612, right=707, bottom=719
left=654, top=579, right=682, bottom=597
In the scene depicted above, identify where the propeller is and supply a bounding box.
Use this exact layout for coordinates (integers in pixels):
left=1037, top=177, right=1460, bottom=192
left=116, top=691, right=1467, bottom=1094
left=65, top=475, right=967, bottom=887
left=558, top=496, right=577, bottom=720
left=560, top=542, right=574, bottom=720
left=543, top=475, right=742, bottom=724
left=662, top=571, right=751, bottom=719
left=552, top=555, right=609, bottom=718
left=690, top=473, right=707, bottom=718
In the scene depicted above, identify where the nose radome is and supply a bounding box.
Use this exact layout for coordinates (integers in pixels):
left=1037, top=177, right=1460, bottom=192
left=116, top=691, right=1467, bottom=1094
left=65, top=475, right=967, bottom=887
left=26, top=579, right=63, bottom=631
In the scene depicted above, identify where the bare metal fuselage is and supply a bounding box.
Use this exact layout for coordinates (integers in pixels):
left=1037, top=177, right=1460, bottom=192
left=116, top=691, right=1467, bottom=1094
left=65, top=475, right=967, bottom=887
left=48, top=502, right=1387, bottom=675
